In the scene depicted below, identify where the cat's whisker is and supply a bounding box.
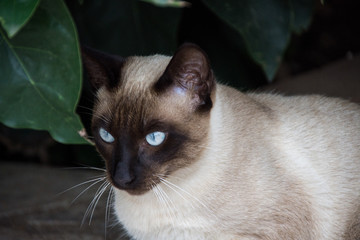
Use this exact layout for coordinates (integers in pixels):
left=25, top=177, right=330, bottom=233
left=85, top=110, right=112, bottom=124
left=105, top=187, right=114, bottom=222
left=158, top=176, right=217, bottom=221
left=105, top=186, right=114, bottom=239
left=151, top=182, right=162, bottom=208
left=92, top=97, right=114, bottom=121
left=82, top=183, right=104, bottom=226
left=157, top=176, right=211, bottom=229
left=77, top=105, right=95, bottom=112
left=159, top=181, right=194, bottom=229
left=152, top=181, right=177, bottom=228
left=72, top=178, right=107, bottom=205
left=158, top=184, right=180, bottom=228
left=78, top=110, right=111, bottom=124
left=96, top=115, right=111, bottom=124
left=105, top=104, right=114, bottom=119
left=57, top=177, right=106, bottom=197
left=82, top=180, right=110, bottom=226
left=89, top=182, right=111, bottom=225
left=89, top=173, right=108, bottom=179
left=62, top=165, right=106, bottom=172
left=152, top=181, right=174, bottom=226
left=158, top=177, right=195, bottom=209
left=158, top=180, right=203, bottom=229
left=157, top=173, right=184, bottom=182
left=58, top=164, right=114, bottom=236
left=152, top=184, right=166, bottom=221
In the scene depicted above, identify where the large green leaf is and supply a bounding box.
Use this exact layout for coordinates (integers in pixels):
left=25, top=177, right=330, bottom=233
left=202, top=0, right=315, bottom=81
left=203, top=0, right=292, bottom=80
left=289, top=0, right=315, bottom=34
left=0, top=0, right=86, bottom=144
left=0, top=0, right=40, bottom=38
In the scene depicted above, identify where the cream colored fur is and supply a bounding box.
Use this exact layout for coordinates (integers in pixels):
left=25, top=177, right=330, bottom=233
left=109, top=55, right=360, bottom=240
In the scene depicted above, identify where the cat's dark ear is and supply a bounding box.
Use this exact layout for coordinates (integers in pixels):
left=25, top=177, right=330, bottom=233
left=155, top=43, right=215, bottom=111
left=81, top=46, right=125, bottom=90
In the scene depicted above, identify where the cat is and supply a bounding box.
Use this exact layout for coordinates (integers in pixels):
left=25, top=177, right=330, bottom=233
left=82, top=43, right=360, bottom=240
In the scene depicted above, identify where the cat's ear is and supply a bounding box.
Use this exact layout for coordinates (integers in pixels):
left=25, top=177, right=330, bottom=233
left=81, top=46, right=125, bottom=90
left=155, top=43, right=215, bottom=111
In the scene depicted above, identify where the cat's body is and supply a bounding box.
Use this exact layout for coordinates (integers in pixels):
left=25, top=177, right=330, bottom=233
left=82, top=44, right=360, bottom=239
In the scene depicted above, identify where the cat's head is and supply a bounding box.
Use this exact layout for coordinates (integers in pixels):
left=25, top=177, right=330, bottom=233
left=82, top=43, right=215, bottom=195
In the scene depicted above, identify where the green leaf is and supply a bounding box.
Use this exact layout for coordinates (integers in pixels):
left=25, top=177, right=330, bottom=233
left=290, top=0, right=315, bottom=34
left=0, top=0, right=86, bottom=144
left=202, top=0, right=314, bottom=81
left=0, top=0, right=40, bottom=38
left=203, top=0, right=291, bottom=80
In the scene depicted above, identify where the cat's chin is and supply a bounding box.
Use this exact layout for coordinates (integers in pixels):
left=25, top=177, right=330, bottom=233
left=113, top=184, right=153, bottom=196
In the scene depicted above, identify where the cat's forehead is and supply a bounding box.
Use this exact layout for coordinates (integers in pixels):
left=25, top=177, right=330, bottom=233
left=119, top=55, right=171, bottom=94
left=95, top=54, right=169, bottom=105
left=93, top=55, right=172, bottom=127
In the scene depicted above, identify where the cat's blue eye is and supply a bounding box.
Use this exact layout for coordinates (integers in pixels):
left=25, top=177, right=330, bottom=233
left=99, top=127, right=115, bottom=143
left=145, top=131, right=166, bottom=146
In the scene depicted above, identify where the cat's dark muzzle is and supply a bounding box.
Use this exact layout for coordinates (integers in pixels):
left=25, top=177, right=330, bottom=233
left=110, top=177, right=153, bottom=195
left=109, top=159, right=153, bottom=195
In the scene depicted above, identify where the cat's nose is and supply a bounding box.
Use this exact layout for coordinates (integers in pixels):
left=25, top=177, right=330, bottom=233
left=113, top=162, right=136, bottom=189
left=114, top=173, right=135, bottom=188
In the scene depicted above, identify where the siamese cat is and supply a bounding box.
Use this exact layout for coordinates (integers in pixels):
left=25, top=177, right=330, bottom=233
left=82, top=43, right=360, bottom=240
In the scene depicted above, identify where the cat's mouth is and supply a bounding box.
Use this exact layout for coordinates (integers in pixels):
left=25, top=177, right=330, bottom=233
left=109, top=174, right=161, bottom=196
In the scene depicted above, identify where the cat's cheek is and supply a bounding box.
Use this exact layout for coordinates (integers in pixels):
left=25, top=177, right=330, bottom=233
left=137, top=145, right=171, bottom=178
left=137, top=147, right=158, bottom=170
left=94, top=140, right=113, bottom=164
left=139, top=140, right=163, bottom=157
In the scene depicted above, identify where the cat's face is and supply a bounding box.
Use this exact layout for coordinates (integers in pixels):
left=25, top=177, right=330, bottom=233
left=83, top=44, right=215, bottom=195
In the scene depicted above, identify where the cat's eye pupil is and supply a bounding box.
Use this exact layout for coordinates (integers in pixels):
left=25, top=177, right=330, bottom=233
left=146, top=131, right=165, bottom=146
left=99, top=127, right=115, bottom=143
